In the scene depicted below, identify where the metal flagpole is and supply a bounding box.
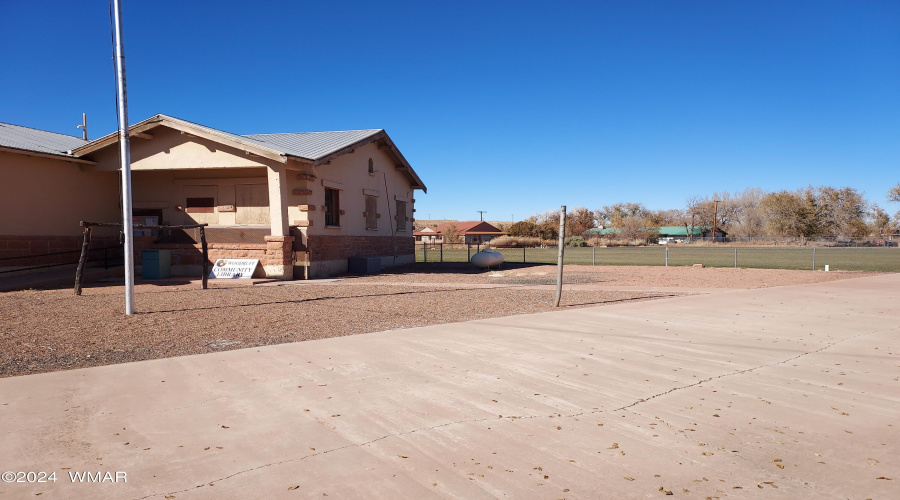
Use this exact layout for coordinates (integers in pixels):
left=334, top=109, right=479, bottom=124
left=112, top=0, right=135, bottom=315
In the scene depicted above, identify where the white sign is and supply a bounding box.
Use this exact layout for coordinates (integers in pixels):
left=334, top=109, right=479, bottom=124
left=209, top=259, right=259, bottom=279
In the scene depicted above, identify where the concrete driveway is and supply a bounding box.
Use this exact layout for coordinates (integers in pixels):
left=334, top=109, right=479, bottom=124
left=1, top=273, right=898, bottom=499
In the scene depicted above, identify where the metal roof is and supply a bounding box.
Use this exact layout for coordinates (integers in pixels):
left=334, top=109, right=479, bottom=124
left=243, top=129, right=383, bottom=161
left=0, top=122, right=87, bottom=156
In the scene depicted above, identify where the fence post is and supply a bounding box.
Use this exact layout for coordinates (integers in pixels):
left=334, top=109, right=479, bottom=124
left=440, top=243, right=443, bottom=262
left=553, top=206, right=566, bottom=307
left=423, top=242, right=427, bottom=263
left=467, top=243, right=471, bottom=262
left=665, top=246, right=669, bottom=267
left=200, top=225, right=209, bottom=290
left=734, top=248, right=737, bottom=268
left=74, top=226, right=92, bottom=296
left=523, top=246, right=526, bottom=263
left=592, top=246, right=595, bottom=266
left=812, top=247, right=816, bottom=271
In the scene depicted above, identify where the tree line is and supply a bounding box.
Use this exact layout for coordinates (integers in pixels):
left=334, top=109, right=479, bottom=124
left=507, top=184, right=900, bottom=241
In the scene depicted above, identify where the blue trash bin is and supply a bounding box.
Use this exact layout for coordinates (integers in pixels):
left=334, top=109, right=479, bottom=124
left=142, top=249, right=171, bottom=279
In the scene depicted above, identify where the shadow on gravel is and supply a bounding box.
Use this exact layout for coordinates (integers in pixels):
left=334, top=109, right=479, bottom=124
left=145, top=286, right=489, bottom=314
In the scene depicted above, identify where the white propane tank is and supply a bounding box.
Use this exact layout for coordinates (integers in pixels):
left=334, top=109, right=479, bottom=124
left=471, top=249, right=504, bottom=269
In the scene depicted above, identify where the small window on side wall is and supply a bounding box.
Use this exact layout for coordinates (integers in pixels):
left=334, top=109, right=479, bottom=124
left=368, top=158, right=374, bottom=175
left=325, top=188, right=340, bottom=226
left=396, top=200, right=407, bottom=231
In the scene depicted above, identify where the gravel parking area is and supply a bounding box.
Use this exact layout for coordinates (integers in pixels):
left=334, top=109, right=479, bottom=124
left=0, top=264, right=880, bottom=377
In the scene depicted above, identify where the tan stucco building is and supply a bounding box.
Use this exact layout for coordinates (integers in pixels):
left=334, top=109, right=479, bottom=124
left=0, top=115, right=426, bottom=280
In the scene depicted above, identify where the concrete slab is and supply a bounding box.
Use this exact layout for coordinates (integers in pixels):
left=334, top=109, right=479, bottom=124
left=1, top=274, right=898, bottom=499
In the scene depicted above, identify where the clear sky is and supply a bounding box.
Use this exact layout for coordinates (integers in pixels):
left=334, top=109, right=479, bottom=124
left=2, top=1, right=898, bottom=221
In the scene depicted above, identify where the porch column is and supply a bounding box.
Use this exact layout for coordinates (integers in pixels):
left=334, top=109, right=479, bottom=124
left=267, top=165, right=290, bottom=237
left=265, top=165, right=293, bottom=279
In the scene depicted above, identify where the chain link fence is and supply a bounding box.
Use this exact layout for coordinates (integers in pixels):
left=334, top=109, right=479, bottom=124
left=416, top=243, right=900, bottom=272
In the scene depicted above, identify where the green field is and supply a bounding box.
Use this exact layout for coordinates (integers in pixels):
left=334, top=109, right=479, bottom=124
left=416, top=245, right=900, bottom=272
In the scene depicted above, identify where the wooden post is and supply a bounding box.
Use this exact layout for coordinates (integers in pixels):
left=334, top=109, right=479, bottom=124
left=74, top=226, right=92, bottom=295
left=554, top=206, right=566, bottom=307
left=200, top=226, right=209, bottom=289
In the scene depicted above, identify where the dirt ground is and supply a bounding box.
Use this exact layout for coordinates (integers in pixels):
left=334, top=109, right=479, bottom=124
left=0, top=264, right=881, bottom=378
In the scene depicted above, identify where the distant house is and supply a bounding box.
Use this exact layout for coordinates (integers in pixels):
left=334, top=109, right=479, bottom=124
left=415, top=221, right=507, bottom=244
left=413, top=226, right=439, bottom=243
left=0, top=114, right=427, bottom=280
left=657, top=226, right=727, bottom=243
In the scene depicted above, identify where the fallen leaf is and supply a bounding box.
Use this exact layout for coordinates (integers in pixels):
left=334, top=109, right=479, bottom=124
left=624, top=477, right=634, bottom=481
left=288, top=486, right=299, bottom=490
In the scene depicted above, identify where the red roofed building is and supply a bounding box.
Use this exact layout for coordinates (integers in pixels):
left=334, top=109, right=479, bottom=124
left=414, top=221, right=507, bottom=244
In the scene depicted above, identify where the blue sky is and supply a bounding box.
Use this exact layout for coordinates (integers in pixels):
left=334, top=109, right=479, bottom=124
left=2, top=1, right=898, bottom=221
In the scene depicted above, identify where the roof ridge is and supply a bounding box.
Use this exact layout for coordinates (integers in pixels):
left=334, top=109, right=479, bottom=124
left=243, top=129, right=382, bottom=137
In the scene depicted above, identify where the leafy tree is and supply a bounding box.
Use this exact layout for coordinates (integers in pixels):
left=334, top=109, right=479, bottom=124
left=760, top=189, right=821, bottom=238
left=568, top=207, right=597, bottom=236
left=508, top=221, right=538, bottom=237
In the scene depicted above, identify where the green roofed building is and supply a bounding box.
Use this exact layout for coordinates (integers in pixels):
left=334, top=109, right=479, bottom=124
left=585, top=226, right=726, bottom=243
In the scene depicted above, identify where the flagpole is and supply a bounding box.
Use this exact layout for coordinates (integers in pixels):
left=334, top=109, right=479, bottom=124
left=112, top=0, right=135, bottom=315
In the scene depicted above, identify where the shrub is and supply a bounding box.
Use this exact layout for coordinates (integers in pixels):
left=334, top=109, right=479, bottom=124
left=487, top=235, right=543, bottom=248
left=565, top=236, right=586, bottom=247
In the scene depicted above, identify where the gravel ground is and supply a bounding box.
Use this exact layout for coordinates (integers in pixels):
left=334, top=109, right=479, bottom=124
left=0, top=264, right=881, bottom=377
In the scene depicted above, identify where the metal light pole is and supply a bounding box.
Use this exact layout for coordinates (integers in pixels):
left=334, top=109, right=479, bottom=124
left=112, top=0, right=135, bottom=315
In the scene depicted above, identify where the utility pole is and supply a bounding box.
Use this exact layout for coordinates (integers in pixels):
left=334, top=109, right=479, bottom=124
left=477, top=210, right=486, bottom=221
left=112, top=0, right=135, bottom=315
left=77, top=113, right=88, bottom=140
left=712, top=200, right=720, bottom=243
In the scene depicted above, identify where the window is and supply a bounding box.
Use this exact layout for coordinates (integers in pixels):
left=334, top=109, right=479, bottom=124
left=396, top=200, right=407, bottom=231
left=365, top=195, right=378, bottom=230
left=368, top=158, right=374, bottom=175
left=185, top=197, right=215, bottom=213
left=324, top=188, right=340, bottom=226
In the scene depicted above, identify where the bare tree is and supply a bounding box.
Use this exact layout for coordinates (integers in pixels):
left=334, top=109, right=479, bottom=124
left=869, top=205, right=892, bottom=237
left=888, top=184, right=900, bottom=203
left=442, top=224, right=460, bottom=243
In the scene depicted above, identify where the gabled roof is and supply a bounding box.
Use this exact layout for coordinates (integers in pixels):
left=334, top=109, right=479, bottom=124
left=70, top=114, right=426, bottom=191
left=0, top=122, right=88, bottom=157
left=72, top=114, right=289, bottom=162
left=433, top=221, right=507, bottom=235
